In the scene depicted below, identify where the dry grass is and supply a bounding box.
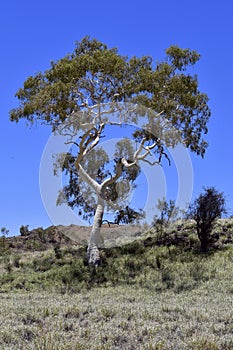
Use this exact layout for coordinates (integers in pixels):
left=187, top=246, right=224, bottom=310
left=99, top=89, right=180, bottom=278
left=0, top=284, right=233, bottom=350
left=0, top=219, right=233, bottom=349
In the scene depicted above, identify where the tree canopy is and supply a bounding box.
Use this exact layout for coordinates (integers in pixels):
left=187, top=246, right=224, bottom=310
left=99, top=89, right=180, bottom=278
left=10, top=36, right=211, bottom=265
left=10, top=36, right=210, bottom=156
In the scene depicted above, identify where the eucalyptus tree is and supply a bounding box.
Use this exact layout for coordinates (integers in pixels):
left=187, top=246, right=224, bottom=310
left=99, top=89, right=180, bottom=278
left=10, top=36, right=210, bottom=265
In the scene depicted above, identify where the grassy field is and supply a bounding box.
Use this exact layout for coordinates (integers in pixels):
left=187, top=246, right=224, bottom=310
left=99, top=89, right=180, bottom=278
left=0, top=220, right=233, bottom=349
left=0, top=283, right=233, bottom=349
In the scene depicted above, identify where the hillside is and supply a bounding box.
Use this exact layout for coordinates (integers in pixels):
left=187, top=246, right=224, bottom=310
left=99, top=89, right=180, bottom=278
left=0, top=218, right=232, bottom=292
left=0, top=219, right=233, bottom=349
left=4, top=223, right=144, bottom=252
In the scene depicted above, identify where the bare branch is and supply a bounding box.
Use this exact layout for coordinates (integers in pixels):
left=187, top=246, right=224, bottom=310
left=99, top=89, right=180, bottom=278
left=65, top=141, right=79, bottom=148
left=137, top=141, right=158, bottom=161
left=83, top=124, right=105, bottom=157
left=140, top=158, right=161, bottom=166
left=102, top=219, right=119, bottom=226
left=121, top=158, right=137, bottom=168
left=101, top=161, right=124, bottom=189
left=73, top=125, right=105, bottom=194
left=133, top=137, right=147, bottom=160
left=75, top=162, right=101, bottom=193
left=75, top=129, right=94, bottom=165
left=123, top=136, right=170, bottom=168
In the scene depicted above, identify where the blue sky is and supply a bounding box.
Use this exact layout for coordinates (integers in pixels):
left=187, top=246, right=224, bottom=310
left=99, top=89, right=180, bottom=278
left=1, top=0, right=233, bottom=235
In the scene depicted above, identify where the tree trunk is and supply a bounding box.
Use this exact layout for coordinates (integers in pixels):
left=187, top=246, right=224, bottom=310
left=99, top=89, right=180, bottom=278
left=87, top=198, right=104, bottom=266
left=198, top=226, right=210, bottom=253
left=200, top=236, right=208, bottom=253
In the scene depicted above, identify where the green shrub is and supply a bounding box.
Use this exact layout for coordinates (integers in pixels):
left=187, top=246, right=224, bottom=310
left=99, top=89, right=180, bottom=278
left=32, top=254, right=55, bottom=272
left=188, top=187, right=227, bottom=252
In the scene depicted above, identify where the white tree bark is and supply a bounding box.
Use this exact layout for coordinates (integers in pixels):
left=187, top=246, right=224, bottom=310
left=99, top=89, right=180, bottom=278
left=87, top=197, right=105, bottom=266
left=69, top=116, right=166, bottom=266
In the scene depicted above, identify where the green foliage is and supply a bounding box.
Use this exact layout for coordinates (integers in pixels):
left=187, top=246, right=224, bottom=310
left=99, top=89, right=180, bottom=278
left=0, top=227, right=10, bottom=254
left=151, top=198, right=181, bottom=245
left=10, top=37, right=210, bottom=157
left=12, top=254, right=21, bottom=268
left=1, top=229, right=233, bottom=294
left=1, top=245, right=233, bottom=348
left=56, top=152, right=96, bottom=222
left=1, top=227, right=9, bottom=236
left=56, top=148, right=143, bottom=224
left=114, top=206, right=145, bottom=224
left=20, top=225, right=29, bottom=236
left=152, top=198, right=180, bottom=226
left=54, top=244, right=62, bottom=259
left=0, top=218, right=233, bottom=349
left=166, top=45, right=200, bottom=70
left=10, top=37, right=210, bottom=228
left=188, top=187, right=227, bottom=252
left=32, top=253, right=56, bottom=272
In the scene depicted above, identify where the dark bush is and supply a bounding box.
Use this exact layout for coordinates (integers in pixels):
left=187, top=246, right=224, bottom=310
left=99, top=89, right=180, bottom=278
left=188, top=187, right=227, bottom=252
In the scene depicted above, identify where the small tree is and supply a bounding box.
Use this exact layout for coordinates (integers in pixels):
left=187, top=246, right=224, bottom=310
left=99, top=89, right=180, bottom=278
left=0, top=227, right=9, bottom=251
left=188, top=187, right=227, bottom=252
left=152, top=198, right=180, bottom=226
left=10, top=37, right=211, bottom=265
left=1, top=227, right=9, bottom=237
left=114, top=206, right=145, bottom=225
left=152, top=198, right=180, bottom=242
left=20, top=225, right=29, bottom=236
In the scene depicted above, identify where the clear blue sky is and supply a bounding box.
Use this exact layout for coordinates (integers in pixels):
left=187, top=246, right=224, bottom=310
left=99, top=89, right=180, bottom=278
left=1, top=0, right=233, bottom=235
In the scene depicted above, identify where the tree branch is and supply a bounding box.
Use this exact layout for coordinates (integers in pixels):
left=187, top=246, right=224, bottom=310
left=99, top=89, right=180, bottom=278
left=75, top=162, right=101, bottom=193
left=140, top=158, right=161, bottom=166
left=101, top=161, right=124, bottom=190
left=74, top=127, right=105, bottom=193
left=82, top=123, right=105, bottom=157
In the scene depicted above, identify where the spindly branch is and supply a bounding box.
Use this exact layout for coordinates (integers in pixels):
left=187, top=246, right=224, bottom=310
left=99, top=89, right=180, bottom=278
left=101, top=161, right=124, bottom=189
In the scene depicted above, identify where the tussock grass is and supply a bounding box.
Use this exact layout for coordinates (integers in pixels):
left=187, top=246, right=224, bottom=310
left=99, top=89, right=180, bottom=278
left=0, top=220, right=233, bottom=348
left=0, top=284, right=233, bottom=349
